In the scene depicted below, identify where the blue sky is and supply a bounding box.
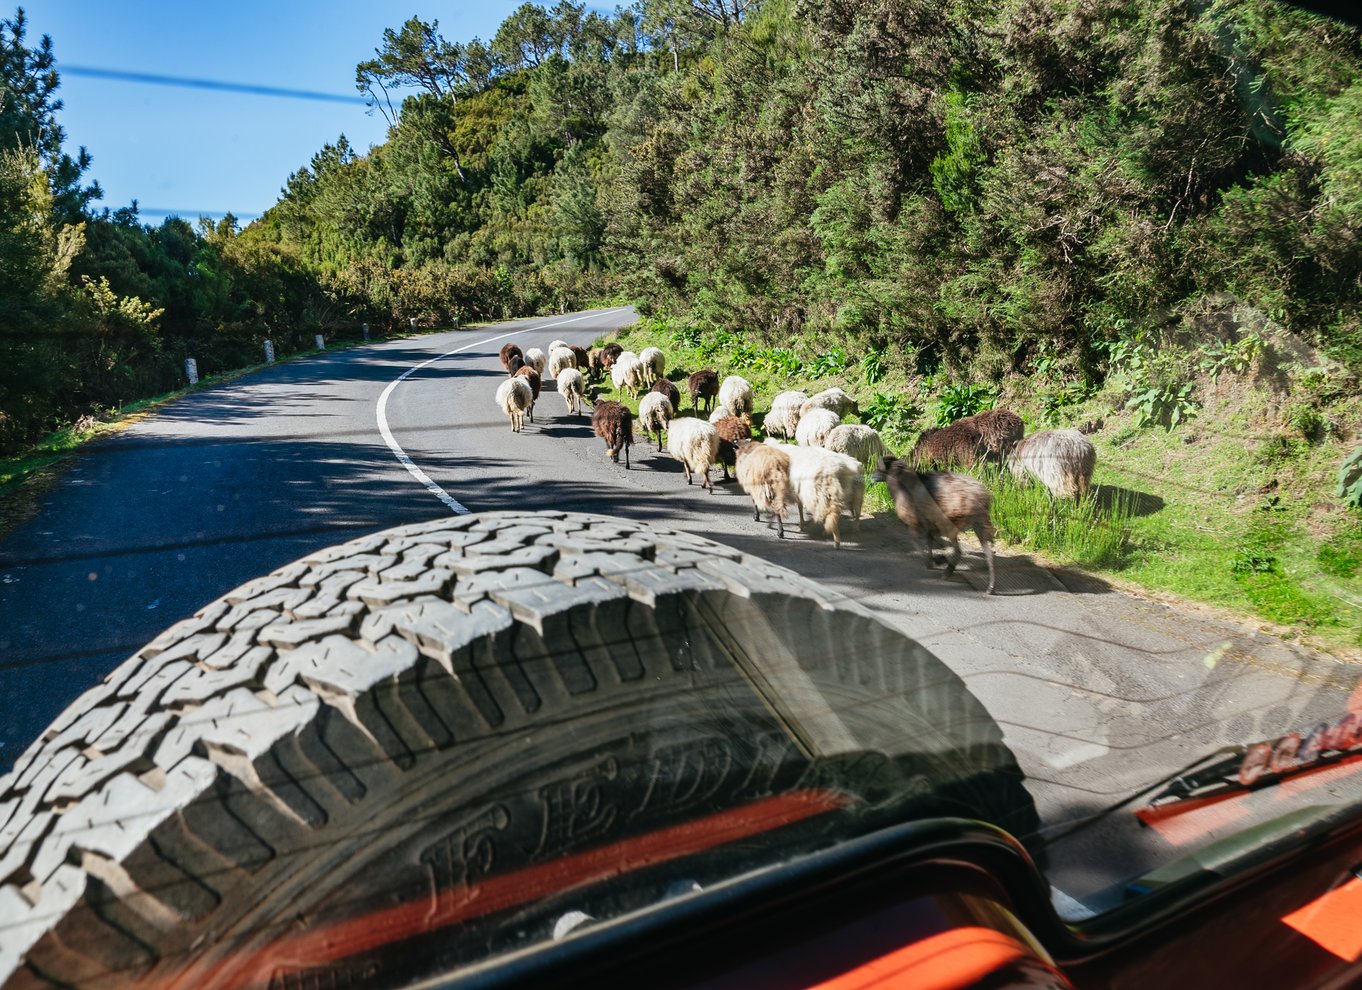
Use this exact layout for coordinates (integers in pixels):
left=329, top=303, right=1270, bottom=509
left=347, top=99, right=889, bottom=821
left=25, top=1, right=530, bottom=221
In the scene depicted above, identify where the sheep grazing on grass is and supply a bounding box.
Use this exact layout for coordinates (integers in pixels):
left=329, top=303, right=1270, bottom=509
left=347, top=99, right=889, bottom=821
left=713, top=416, right=752, bottom=481
left=872, top=456, right=997, bottom=595
left=638, top=392, right=673, bottom=450
left=688, top=370, right=720, bottom=413
left=640, top=346, right=666, bottom=385
left=599, top=342, right=624, bottom=369
left=736, top=440, right=796, bottom=538
left=569, top=345, right=590, bottom=372
left=719, top=375, right=754, bottom=418
left=796, top=408, right=841, bottom=448
left=591, top=400, right=634, bottom=467
left=587, top=347, right=604, bottom=380
left=513, top=366, right=541, bottom=422
left=667, top=417, right=720, bottom=492
left=1009, top=428, right=1096, bottom=498
left=499, top=343, right=524, bottom=374
left=773, top=440, right=864, bottom=548
left=651, top=378, right=681, bottom=415
left=708, top=404, right=734, bottom=424
left=765, top=391, right=808, bottom=440
left=523, top=347, right=547, bottom=376
left=557, top=367, right=586, bottom=417
left=495, top=377, right=533, bottom=433
left=612, top=353, right=648, bottom=398
left=548, top=346, right=577, bottom=379
left=801, top=387, right=858, bottom=419
left=824, top=423, right=886, bottom=469
left=955, top=408, right=1025, bottom=460
left=911, top=422, right=986, bottom=469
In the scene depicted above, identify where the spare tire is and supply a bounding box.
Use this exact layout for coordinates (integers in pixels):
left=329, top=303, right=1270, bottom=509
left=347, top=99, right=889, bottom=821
left=0, top=511, right=1038, bottom=990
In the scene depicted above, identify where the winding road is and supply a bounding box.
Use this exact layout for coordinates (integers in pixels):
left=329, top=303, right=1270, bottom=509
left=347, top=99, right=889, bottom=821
left=1, top=306, right=1354, bottom=912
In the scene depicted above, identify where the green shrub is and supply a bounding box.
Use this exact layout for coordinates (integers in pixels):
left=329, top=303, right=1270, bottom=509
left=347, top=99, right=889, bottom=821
left=934, top=382, right=993, bottom=426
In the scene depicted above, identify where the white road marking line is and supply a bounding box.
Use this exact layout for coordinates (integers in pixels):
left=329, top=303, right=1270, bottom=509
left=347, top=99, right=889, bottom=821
left=376, top=309, right=628, bottom=513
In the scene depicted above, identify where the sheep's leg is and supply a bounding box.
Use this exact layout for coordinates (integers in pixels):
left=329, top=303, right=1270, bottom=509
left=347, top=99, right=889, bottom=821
left=942, top=537, right=962, bottom=577
left=977, top=526, right=996, bottom=595
left=774, top=508, right=785, bottom=539
left=623, top=441, right=630, bottom=469
left=922, top=534, right=938, bottom=570
left=702, top=466, right=712, bottom=493
left=826, top=512, right=841, bottom=548
left=683, top=463, right=692, bottom=485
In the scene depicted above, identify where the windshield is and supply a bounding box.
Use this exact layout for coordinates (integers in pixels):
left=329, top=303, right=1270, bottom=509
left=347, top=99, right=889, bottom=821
left=2, top=0, right=1361, bottom=987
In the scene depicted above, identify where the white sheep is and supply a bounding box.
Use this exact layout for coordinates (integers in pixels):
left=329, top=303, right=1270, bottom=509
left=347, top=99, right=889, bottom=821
left=1009, top=429, right=1096, bottom=498
left=557, top=367, right=586, bottom=417
left=667, top=417, right=721, bottom=492
left=823, top=423, right=886, bottom=469
left=764, top=390, right=808, bottom=440
left=767, top=439, right=864, bottom=547
left=638, top=392, right=673, bottom=450
left=708, top=404, right=734, bottom=424
left=639, top=346, right=666, bottom=385
left=495, top=377, right=533, bottom=433
left=548, top=346, right=577, bottom=379
left=795, top=407, right=841, bottom=448
left=547, top=339, right=570, bottom=353
left=718, top=375, right=754, bottom=418
left=801, top=387, right=858, bottom=420
left=523, top=347, right=547, bottom=376
left=611, top=353, right=648, bottom=398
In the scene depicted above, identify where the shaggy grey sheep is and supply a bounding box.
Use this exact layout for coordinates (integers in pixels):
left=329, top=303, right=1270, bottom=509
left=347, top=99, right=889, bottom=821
left=795, top=408, right=841, bottom=448
left=495, top=377, right=533, bottom=433
left=640, top=346, right=666, bottom=385
left=719, top=375, right=754, bottom=418
left=557, top=367, right=586, bottom=416
left=666, top=417, right=720, bottom=492
left=801, top=387, right=857, bottom=419
left=1008, top=428, right=1096, bottom=498
left=638, top=391, right=673, bottom=450
left=764, top=390, right=808, bottom=440
left=823, top=423, right=886, bottom=469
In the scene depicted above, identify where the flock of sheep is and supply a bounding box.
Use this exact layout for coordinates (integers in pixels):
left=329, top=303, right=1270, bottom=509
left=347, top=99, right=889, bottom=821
left=493, top=337, right=1098, bottom=595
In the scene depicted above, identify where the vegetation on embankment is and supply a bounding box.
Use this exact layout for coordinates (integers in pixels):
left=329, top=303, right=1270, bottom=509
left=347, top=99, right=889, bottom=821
left=602, top=313, right=1362, bottom=653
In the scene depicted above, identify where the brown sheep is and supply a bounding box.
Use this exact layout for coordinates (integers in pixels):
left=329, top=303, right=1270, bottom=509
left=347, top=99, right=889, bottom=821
left=651, top=378, right=681, bottom=415
left=955, top=409, right=1025, bottom=460
left=599, top=342, right=624, bottom=369
left=513, top=366, right=540, bottom=423
left=499, top=342, right=524, bottom=374
left=688, top=369, right=720, bottom=414
left=713, top=416, right=752, bottom=481
left=569, top=345, right=590, bottom=372
left=591, top=400, right=634, bottom=468
left=872, top=456, right=996, bottom=594
left=911, top=422, right=986, bottom=469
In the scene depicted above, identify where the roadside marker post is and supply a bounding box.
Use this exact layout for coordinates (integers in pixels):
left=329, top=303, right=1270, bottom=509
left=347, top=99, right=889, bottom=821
left=362, top=323, right=370, bottom=341
left=315, top=334, right=325, bottom=350
left=184, top=358, right=198, bottom=385
left=264, top=340, right=275, bottom=364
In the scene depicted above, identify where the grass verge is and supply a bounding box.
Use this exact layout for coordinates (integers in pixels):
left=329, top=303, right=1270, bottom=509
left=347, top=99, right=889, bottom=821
left=600, top=314, right=1362, bottom=655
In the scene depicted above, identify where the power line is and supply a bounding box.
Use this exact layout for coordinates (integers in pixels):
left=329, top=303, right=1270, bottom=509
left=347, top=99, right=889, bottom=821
left=59, top=65, right=370, bottom=105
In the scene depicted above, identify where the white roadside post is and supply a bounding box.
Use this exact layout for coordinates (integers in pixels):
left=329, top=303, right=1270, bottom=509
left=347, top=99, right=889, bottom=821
left=410, top=317, right=418, bottom=332
left=362, top=322, right=370, bottom=341
left=264, top=340, right=275, bottom=364
left=315, top=334, right=325, bottom=350
left=184, top=358, right=198, bottom=385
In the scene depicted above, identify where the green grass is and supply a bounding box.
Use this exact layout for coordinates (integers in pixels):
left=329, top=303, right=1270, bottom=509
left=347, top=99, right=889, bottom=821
left=604, top=315, right=1362, bottom=654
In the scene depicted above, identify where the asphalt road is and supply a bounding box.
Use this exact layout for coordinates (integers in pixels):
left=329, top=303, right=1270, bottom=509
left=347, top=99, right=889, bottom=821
left=2, top=307, right=1356, bottom=914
